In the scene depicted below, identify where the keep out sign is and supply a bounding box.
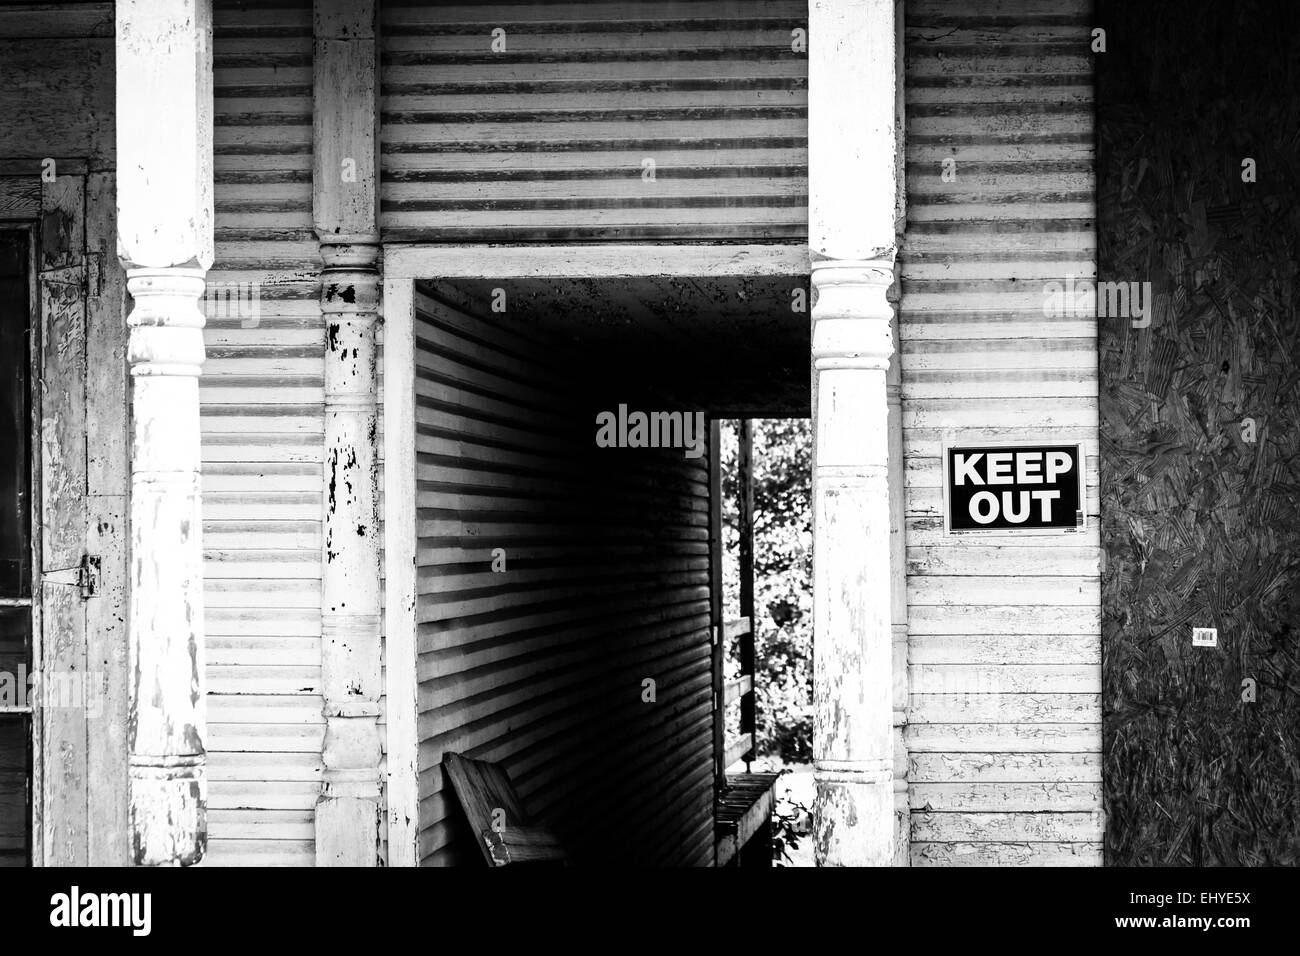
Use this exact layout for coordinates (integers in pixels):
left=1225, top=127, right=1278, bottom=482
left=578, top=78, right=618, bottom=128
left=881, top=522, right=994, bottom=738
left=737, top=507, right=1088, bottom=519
left=943, top=444, right=1085, bottom=534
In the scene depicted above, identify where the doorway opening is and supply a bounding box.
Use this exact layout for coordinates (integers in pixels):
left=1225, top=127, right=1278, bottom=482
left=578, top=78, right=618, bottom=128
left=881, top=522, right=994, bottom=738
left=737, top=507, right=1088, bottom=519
left=391, top=266, right=810, bottom=865
left=718, top=416, right=814, bottom=866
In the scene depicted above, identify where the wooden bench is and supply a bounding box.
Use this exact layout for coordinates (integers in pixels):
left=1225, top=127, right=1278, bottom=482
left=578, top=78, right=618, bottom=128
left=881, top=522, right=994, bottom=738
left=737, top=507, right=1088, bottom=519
left=715, top=771, right=780, bottom=866
left=443, top=752, right=569, bottom=867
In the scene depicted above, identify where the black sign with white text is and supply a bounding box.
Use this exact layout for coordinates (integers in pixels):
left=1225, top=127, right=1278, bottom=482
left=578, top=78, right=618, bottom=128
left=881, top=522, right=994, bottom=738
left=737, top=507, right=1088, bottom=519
left=943, top=444, right=1085, bottom=533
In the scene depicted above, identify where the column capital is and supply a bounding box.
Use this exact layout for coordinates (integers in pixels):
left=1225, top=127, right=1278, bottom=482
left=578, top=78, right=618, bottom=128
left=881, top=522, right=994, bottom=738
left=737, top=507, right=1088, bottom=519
left=319, top=238, right=381, bottom=318
left=811, top=258, right=896, bottom=371
left=317, top=234, right=381, bottom=261
left=811, top=256, right=895, bottom=275
left=125, top=268, right=207, bottom=378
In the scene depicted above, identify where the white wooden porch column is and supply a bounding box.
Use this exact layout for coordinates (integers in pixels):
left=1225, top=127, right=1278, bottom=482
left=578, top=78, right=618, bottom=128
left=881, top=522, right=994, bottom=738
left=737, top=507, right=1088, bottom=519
left=313, top=0, right=383, bottom=866
left=809, top=0, right=900, bottom=867
left=115, top=0, right=213, bottom=866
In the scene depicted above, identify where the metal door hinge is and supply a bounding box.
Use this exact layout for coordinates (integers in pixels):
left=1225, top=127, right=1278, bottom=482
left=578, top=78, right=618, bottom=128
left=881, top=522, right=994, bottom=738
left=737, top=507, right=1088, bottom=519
left=37, top=255, right=100, bottom=298
left=42, top=554, right=99, bottom=599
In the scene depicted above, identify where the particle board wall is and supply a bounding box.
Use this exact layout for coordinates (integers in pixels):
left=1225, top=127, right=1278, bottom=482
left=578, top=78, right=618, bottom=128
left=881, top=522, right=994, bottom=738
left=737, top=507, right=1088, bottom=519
left=203, top=0, right=323, bottom=866
left=378, top=0, right=807, bottom=242
left=411, top=286, right=716, bottom=866
left=1097, top=0, right=1300, bottom=866
left=900, top=0, right=1103, bottom=866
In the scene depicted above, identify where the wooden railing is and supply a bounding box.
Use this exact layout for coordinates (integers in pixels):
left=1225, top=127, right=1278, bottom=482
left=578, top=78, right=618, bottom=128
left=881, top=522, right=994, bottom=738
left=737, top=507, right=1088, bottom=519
left=722, top=616, right=754, bottom=775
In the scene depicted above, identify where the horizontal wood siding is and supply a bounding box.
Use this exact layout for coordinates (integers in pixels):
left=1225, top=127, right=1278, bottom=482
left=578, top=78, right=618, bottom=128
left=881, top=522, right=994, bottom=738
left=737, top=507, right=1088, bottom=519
left=413, top=288, right=714, bottom=865
left=379, top=0, right=807, bottom=241
left=901, top=0, right=1103, bottom=866
left=203, top=0, right=322, bottom=866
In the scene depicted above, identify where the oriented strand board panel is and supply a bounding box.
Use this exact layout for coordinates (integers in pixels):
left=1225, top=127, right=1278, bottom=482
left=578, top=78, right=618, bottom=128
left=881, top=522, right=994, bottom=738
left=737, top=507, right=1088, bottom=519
left=202, top=0, right=323, bottom=867
left=901, top=0, right=1103, bottom=866
left=1098, top=0, right=1300, bottom=866
left=412, top=287, right=714, bottom=866
left=379, top=0, right=807, bottom=241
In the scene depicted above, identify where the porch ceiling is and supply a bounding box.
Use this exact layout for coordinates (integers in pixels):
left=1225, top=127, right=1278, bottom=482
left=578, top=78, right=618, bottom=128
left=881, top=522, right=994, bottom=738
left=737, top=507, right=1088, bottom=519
left=423, top=275, right=812, bottom=418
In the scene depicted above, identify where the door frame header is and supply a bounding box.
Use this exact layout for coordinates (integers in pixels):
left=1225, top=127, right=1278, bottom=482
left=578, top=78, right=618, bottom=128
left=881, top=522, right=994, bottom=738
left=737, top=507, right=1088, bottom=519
left=382, top=243, right=811, bottom=281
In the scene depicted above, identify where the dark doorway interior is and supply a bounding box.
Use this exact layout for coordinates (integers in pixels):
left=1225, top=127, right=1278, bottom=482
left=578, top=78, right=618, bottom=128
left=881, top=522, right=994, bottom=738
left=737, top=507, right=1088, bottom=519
left=0, top=230, right=32, bottom=867
left=409, top=274, right=808, bottom=865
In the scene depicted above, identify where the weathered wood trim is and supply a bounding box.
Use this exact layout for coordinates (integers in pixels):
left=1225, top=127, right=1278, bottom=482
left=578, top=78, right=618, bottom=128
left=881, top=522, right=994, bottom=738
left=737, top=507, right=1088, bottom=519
left=3, top=165, right=128, bottom=866
left=0, top=179, right=40, bottom=222
left=0, top=3, right=112, bottom=39
left=84, top=170, right=130, bottom=865
left=889, top=294, right=910, bottom=868
left=891, top=0, right=910, bottom=870
left=381, top=275, right=418, bottom=867
left=37, top=177, right=90, bottom=865
left=313, top=0, right=383, bottom=866
left=383, top=244, right=810, bottom=281
left=0, top=160, right=89, bottom=180
left=16, top=212, right=43, bottom=867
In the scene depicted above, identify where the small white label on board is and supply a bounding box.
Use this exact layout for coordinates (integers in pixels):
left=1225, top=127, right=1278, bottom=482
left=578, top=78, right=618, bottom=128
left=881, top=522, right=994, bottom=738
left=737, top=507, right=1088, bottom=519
left=1192, top=627, right=1218, bottom=648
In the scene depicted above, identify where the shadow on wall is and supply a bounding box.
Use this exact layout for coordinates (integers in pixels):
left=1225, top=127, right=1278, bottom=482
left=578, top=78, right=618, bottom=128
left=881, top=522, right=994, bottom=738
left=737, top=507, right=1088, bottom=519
left=1098, top=0, right=1300, bottom=865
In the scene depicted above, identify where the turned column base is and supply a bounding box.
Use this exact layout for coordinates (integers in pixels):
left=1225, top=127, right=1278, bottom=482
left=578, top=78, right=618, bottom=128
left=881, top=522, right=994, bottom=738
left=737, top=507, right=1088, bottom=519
left=813, top=764, right=895, bottom=867
left=129, top=757, right=206, bottom=866
left=316, top=778, right=381, bottom=867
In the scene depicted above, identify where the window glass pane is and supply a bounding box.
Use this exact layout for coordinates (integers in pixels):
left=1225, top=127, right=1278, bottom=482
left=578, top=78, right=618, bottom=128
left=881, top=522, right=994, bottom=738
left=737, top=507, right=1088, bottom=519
left=0, top=715, right=27, bottom=867
left=0, top=233, right=30, bottom=599
left=0, top=607, right=29, bottom=695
